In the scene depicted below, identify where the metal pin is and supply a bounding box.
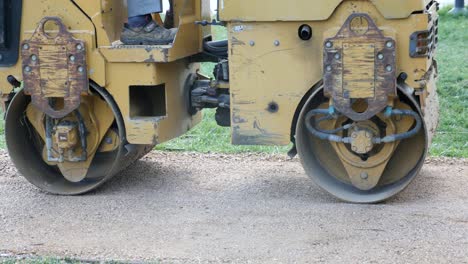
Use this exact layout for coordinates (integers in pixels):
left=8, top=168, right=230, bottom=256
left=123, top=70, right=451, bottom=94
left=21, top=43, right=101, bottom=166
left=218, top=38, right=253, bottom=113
left=334, top=53, right=341, bottom=60
left=249, top=41, right=255, bottom=46
left=386, top=41, right=394, bottom=48
left=105, top=137, right=113, bottom=144
left=69, top=55, right=76, bottom=62
left=274, top=40, right=280, bottom=46
left=31, top=55, right=38, bottom=62
left=326, top=65, right=332, bottom=72
left=22, top=43, right=30, bottom=50
left=325, top=41, right=333, bottom=48
left=24, top=66, right=32, bottom=73
left=76, top=44, right=83, bottom=50
left=377, top=53, right=384, bottom=60
left=360, top=172, right=369, bottom=180
left=386, top=65, right=393, bottom=72
left=78, top=66, right=85, bottom=73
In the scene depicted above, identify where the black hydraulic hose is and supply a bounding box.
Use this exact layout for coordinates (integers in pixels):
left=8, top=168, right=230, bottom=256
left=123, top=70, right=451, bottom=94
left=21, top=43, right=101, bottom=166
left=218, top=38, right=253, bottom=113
left=203, top=40, right=228, bottom=58
left=305, top=109, right=352, bottom=143
left=373, top=109, right=423, bottom=144
left=206, top=40, right=228, bottom=47
left=305, top=108, right=423, bottom=145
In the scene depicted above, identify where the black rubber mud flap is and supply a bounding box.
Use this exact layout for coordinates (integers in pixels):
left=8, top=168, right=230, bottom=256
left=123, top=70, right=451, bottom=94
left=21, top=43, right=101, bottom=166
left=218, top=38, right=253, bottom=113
left=0, top=0, right=23, bottom=67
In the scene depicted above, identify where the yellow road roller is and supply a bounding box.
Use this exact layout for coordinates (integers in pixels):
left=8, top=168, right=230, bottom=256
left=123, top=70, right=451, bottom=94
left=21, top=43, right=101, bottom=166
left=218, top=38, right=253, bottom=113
left=0, top=0, right=440, bottom=203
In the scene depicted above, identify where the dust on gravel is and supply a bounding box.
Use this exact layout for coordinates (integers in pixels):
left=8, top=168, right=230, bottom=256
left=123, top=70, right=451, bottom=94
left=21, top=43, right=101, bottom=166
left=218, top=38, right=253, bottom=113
left=0, top=150, right=467, bottom=263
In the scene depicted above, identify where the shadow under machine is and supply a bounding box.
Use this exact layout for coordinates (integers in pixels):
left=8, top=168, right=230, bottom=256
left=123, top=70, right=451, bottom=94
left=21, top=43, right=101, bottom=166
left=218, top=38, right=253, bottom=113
left=0, top=0, right=440, bottom=203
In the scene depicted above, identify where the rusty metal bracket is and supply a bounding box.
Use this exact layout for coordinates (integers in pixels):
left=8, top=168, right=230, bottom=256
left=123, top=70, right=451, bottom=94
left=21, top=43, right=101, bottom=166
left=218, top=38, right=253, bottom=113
left=22, top=17, right=88, bottom=119
left=323, top=13, right=396, bottom=121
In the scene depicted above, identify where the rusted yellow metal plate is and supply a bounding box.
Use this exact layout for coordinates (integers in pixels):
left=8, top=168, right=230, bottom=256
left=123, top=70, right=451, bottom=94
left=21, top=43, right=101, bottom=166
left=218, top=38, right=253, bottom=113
left=38, top=45, right=69, bottom=97
left=342, top=43, right=376, bottom=99
left=323, top=13, right=396, bottom=121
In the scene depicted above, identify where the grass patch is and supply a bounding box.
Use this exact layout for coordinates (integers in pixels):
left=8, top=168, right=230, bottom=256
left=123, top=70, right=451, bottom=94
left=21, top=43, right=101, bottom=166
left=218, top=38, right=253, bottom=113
left=429, top=7, right=468, bottom=157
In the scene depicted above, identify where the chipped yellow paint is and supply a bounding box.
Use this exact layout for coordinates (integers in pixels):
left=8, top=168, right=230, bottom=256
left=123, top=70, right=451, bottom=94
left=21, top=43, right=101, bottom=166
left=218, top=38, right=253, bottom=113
left=0, top=0, right=208, bottom=146
left=342, top=43, right=376, bottom=99
left=227, top=1, right=436, bottom=145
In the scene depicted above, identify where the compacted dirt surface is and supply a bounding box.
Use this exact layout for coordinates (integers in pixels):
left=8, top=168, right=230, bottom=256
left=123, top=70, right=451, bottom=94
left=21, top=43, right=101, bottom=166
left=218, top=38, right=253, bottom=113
left=0, top=151, right=467, bottom=263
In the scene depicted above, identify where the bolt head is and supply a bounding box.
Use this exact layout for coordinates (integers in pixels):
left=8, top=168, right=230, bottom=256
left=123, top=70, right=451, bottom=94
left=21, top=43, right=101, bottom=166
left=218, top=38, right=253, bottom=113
left=69, top=55, right=76, bottom=62
left=274, top=40, right=280, bottom=46
left=31, top=55, right=38, bottom=61
left=249, top=41, right=255, bottom=46
left=24, top=66, right=32, bottom=73
left=76, top=44, right=83, bottom=50
left=325, top=41, right=333, bottom=48
left=360, top=172, right=369, bottom=180
left=22, top=43, right=30, bottom=50
left=386, top=65, right=393, bottom=72
left=377, top=53, right=384, bottom=60
left=386, top=41, right=394, bottom=48
left=334, top=53, right=341, bottom=60
left=325, top=65, right=332, bottom=72
left=78, top=66, right=85, bottom=73
left=105, top=137, right=113, bottom=144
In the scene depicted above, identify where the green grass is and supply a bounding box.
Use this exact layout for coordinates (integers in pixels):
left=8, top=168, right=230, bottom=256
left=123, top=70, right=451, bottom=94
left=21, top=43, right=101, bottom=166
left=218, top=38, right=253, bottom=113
left=159, top=11, right=468, bottom=157
left=429, top=7, right=468, bottom=157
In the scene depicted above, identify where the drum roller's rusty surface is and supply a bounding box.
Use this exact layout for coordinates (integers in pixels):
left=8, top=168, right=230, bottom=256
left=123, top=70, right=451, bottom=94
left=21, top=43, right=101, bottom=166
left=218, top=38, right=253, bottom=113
left=21, top=17, right=89, bottom=119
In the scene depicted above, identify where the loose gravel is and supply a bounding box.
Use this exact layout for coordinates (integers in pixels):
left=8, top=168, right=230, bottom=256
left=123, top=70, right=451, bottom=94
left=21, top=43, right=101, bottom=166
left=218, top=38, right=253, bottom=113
left=0, top=151, right=467, bottom=263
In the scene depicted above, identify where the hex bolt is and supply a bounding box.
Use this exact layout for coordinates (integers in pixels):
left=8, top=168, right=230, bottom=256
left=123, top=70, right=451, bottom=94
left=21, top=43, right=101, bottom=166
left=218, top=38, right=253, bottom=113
left=24, top=66, right=32, bottom=73
left=274, top=40, right=280, bottom=46
left=249, top=41, right=255, bottom=47
left=69, top=55, right=76, bottom=62
left=22, top=43, right=30, bottom=50
left=76, top=44, right=83, bottom=51
left=325, top=65, right=332, bottom=72
left=334, top=53, right=341, bottom=60
left=386, top=41, right=394, bottom=48
left=360, top=172, right=369, bottom=180
left=325, top=41, right=333, bottom=48
left=386, top=65, right=393, bottom=72
left=77, top=66, right=85, bottom=73
left=377, top=53, right=384, bottom=60
left=31, top=55, right=38, bottom=62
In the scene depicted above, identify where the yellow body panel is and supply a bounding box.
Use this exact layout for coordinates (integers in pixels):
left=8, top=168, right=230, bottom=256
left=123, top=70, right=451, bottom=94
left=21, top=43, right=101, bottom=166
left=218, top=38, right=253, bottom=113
left=0, top=0, right=209, bottom=145
left=226, top=1, right=436, bottom=145
left=0, top=0, right=436, bottom=148
left=219, top=0, right=431, bottom=21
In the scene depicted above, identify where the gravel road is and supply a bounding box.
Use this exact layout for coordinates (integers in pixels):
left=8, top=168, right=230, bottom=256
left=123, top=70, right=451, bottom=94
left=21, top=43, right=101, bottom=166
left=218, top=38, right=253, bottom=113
left=0, top=151, right=467, bottom=263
